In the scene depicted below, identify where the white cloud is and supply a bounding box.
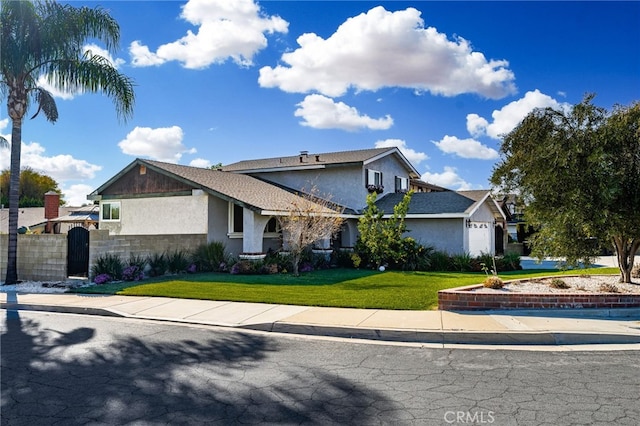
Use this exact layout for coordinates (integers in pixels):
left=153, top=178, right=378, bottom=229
left=259, top=6, right=516, bottom=98
left=467, top=89, right=570, bottom=139
left=0, top=139, right=101, bottom=183
left=60, top=183, right=94, bottom=206
left=118, top=126, right=196, bottom=163
left=189, top=158, right=212, bottom=168
left=433, top=135, right=498, bottom=160
left=374, top=139, right=428, bottom=165
left=421, top=166, right=472, bottom=191
left=295, top=94, right=393, bottom=131
left=130, top=0, right=288, bottom=69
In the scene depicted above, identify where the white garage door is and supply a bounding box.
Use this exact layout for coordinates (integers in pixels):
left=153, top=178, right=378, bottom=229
left=468, top=222, right=492, bottom=257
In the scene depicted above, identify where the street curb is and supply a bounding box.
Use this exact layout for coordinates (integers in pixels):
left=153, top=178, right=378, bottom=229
left=4, top=302, right=640, bottom=346
left=259, top=322, right=640, bottom=345
left=1, top=303, right=123, bottom=318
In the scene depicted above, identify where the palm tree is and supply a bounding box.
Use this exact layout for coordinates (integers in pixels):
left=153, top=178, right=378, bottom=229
left=1, top=1, right=135, bottom=284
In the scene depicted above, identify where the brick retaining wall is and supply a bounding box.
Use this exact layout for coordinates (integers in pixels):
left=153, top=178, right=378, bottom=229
left=439, top=284, right=640, bottom=310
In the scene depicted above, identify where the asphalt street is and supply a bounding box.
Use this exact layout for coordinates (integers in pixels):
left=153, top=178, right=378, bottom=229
left=2, top=310, right=639, bottom=425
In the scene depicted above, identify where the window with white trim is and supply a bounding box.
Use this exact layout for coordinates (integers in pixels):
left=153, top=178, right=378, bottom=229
left=101, top=202, right=121, bottom=221
left=367, top=169, right=383, bottom=187
left=228, top=203, right=244, bottom=237
left=395, top=176, right=409, bottom=192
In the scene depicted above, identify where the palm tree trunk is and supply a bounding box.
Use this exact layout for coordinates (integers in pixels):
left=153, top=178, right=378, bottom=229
left=4, top=117, right=22, bottom=284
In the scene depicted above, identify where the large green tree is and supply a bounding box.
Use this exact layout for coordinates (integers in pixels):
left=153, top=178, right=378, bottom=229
left=1, top=0, right=135, bottom=284
left=0, top=167, right=64, bottom=207
left=491, top=95, right=640, bottom=283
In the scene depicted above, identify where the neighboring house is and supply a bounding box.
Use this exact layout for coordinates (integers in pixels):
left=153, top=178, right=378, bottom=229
left=88, top=147, right=506, bottom=257
left=0, top=192, right=98, bottom=234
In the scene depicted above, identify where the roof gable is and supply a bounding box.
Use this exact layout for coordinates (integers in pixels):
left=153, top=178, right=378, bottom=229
left=90, top=159, right=340, bottom=214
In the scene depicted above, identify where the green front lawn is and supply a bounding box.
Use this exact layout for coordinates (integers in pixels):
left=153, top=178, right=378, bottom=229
left=72, top=267, right=620, bottom=310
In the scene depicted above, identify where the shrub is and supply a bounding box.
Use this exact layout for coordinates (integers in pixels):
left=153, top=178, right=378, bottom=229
left=351, top=253, right=362, bottom=268
left=599, top=283, right=619, bottom=293
left=332, top=249, right=354, bottom=268
left=147, top=252, right=168, bottom=277
left=230, top=260, right=259, bottom=275
left=392, top=238, right=433, bottom=271
left=94, top=273, right=112, bottom=285
left=259, top=263, right=279, bottom=275
left=128, top=254, right=147, bottom=271
left=166, top=249, right=191, bottom=274
left=91, top=253, right=123, bottom=281
left=191, top=241, right=229, bottom=272
left=632, top=264, right=640, bottom=279
left=500, top=252, right=522, bottom=271
left=428, top=251, right=452, bottom=271
left=451, top=253, right=473, bottom=272
left=122, top=265, right=144, bottom=282
left=476, top=252, right=495, bottom=272
left=483, top=275, right=504, bottom=289
left=549, top=278, right=570, bottom=289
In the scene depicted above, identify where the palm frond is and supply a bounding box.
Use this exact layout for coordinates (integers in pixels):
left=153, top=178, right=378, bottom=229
left=46, top=54, right=135, bottom=121
left=30, top=87, right=58, bottom=122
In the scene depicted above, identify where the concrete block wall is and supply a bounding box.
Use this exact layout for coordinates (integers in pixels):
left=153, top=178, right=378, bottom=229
left=88, top=230, right=207, bottom=277
left=0, top=234, right=68, bottom=282
left=1, top=232, right=208, bottom=282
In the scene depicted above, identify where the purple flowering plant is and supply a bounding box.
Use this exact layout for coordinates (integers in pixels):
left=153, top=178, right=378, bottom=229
left=122, top=265, right=144, bottom=282
left=94, top=273, right=112, bottom=285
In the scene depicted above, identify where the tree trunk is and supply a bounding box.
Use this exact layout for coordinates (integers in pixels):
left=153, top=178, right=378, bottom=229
left=291, top=251, right=300, bottom=277
left=612, top=236, right=639, bottom=284
left=4, top=81, right=27, bottom=285
left=4, top=118, right=23, bottom=284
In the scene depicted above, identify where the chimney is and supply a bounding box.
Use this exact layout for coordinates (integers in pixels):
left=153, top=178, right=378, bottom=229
left=44, top=191, right=60, bottom=233
left=299, top=150, right=309, bottom=163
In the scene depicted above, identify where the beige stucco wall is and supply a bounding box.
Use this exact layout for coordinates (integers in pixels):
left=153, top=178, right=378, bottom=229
left=101, top=192, right=209, bottom=235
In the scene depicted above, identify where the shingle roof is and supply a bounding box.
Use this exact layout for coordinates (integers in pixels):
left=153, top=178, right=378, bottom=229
left=143, top=160, right=339, bottom=214
left=0, top=207, right=77, bottom=233
left=221, top=147, right=418, bottom=175
left=374, top=192, right=476, bottom=215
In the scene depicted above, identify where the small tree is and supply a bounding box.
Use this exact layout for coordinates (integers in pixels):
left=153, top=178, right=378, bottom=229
left=278, top=188, right=344, bottom=276
left=356, top=191, right=413, bottom=268
left=0, top=168, right=64, bottom=207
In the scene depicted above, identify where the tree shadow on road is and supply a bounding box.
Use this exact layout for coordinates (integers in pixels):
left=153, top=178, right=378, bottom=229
left=1, top=307, right=397, bottom=425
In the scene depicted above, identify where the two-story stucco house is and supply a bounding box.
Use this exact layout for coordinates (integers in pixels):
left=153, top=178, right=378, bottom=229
left=88, top=147, right=506, bottom=258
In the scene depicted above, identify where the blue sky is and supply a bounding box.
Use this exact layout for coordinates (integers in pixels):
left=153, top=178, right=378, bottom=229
left=1, top=0, right=639, bottom=206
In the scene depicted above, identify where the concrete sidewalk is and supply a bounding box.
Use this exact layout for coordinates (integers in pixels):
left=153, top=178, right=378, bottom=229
left=3, top=291, right=640, bottom=347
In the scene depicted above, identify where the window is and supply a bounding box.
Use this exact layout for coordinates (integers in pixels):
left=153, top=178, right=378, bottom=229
left=395, top=176, right=409, bottom=192
left=232, top=203, right=243, bottom=233
left=366, top=169, right=383, bottom=186
left=101, top=202, right=120, bottom=221
left=265, top=217, right=281, bottom=235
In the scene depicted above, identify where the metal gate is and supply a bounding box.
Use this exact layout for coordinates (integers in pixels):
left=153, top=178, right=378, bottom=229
left=495, top=225, right=504, bottom=255
left=67, top=226, right=90, bottom=277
